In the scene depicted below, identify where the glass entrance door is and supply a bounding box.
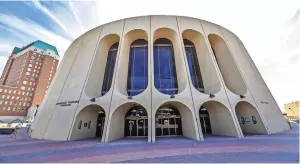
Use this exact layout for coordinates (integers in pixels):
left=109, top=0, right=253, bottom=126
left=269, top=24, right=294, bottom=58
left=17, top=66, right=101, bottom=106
left=125, top=117, right=148, bottom=137
left=138, top=118, right=148, bottom=136
left=162, top=118, right=170, bottom=136
left=156, top=115, right=182, bottom=137
left=96, top=118, right=105, bottom=137
left=124, top=106, right=148, bottom=138
left=200, top=114, right=211, bottom=135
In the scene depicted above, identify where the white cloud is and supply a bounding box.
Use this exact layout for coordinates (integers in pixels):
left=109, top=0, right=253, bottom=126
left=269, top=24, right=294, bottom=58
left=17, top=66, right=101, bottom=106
left=259, top=9, right=300, bottom=111
left=0, top=56, right=8, bottom=76
left=66, top=0, right=102, bottom=32
left=31, top=1, right=83, bottom=39
left=32, top=0, right=68, bottom=32
left=0, top=44, right=14, bottom=53
left=0, top=14, right=71, bottom=55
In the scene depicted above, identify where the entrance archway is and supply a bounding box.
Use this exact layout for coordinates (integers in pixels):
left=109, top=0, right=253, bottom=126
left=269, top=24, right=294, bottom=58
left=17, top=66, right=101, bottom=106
left=235, top=101, right=268, bottom=134
left=125, top=106, right=148, bottom=137
left=106, top=103, right=149, bottom=142
left=153, top=102, right=199, bottom=141
left=69, top=104, right=106, bottom=140
left=155, top=105, right=182, bottom=137
left=200, top=101, right=239, bottom=138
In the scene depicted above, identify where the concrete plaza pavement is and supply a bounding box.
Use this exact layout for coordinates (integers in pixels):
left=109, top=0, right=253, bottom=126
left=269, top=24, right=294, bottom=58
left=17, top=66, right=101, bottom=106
left=0, top=123, right=299, bottom=163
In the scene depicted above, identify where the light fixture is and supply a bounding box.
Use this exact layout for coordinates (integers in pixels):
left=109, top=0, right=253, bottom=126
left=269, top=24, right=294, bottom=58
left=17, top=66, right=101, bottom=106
left=170, top=95, right=175, bottom=98
left=240, top=94, right=245, bottom=98
left=209, top=94, right=215, bottom=98
left=128, top=96, right=132, bottom=99
left=90, top=98, right=96, bottom=102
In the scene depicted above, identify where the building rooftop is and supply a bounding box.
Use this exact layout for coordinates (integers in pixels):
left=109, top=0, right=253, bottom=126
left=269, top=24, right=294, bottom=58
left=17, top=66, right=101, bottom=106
left=12, top=40, right=59, bottom=56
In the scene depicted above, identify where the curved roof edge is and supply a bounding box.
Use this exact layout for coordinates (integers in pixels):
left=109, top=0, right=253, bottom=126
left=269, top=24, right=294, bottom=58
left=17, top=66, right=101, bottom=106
left=81, top=15, right=236, bottom=41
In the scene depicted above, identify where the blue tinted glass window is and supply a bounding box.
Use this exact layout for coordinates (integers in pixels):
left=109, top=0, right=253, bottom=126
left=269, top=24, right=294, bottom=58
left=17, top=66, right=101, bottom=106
left=127, top=39, right=148, bottom=96
left=154, top=38, right=178, bottom=95
left=101, top=43, right=119, bottom=96
left=184, top=39, right=204, bottom=92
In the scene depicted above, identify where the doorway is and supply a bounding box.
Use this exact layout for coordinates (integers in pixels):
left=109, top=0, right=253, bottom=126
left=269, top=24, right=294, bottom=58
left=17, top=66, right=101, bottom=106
left=199, top=107, right=211, bottom=135
left=96, top=111, right=105, bottom=138
left=124, top=106, right=148, bottom=137
left=156, top=106, right=182, bottom=137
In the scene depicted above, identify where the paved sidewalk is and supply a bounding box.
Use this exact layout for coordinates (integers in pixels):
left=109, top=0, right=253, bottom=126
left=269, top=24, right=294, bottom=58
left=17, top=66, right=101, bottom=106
left=0, top=124, right=299, bottom=163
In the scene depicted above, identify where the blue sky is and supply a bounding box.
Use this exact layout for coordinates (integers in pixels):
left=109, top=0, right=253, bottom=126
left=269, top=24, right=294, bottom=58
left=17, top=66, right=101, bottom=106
left=0, top=0, right=299, bottom=111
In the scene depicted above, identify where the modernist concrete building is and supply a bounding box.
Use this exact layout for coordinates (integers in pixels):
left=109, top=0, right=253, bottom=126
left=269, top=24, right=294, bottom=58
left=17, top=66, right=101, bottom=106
left=30, top=15, right=290, bottom=142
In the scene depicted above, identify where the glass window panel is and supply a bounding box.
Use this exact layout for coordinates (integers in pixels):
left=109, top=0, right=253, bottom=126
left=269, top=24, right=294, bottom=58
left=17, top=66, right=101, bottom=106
left=127, top=39, right=148, bottom=96
left=154, top=38, right=178, bottom=95
left=184, top=39, right=204, bottom=92
left=101, top=43, right=119, bottom=96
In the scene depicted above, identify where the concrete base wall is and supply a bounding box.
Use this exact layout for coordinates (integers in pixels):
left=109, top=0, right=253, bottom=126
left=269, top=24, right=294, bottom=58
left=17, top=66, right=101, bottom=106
left=235, top=101, right=268, bottom=134
left=69, top=105, right=102, bottom=140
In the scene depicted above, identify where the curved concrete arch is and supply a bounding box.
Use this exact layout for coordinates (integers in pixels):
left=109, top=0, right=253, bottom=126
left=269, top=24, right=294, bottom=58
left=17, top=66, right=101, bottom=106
left=200, top=100, right=240, bottom=137
left=182, top=29, right=221, bottom=94
left=74, top=103, right=105, bottom=117
left=116, top=29, right=149, bottom=96
left=105, top=102, right=150, bottom=142
left=208, top=34, right=247, bottom=95
left=69, top=104, right=106, bottom=140
left=153, top=28, right=188, bottom=94
left=235, top=101, right=268, bottom=134
left=85, top=34, right=120, bottom=98
left=152, top=101, right=199, bottom=142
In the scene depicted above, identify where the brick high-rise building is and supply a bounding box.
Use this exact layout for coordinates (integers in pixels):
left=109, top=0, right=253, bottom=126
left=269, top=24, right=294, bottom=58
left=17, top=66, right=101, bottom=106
left=0, top=40, right=59, bottom=123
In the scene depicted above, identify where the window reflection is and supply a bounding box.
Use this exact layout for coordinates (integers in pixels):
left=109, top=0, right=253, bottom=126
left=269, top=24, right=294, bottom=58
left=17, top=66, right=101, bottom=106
left=127, top=39, right=148, bottom=96
left=184, top=39, right=204, bottom=92
left=155, top=106, right=182, bottom=136
left=154, top=38, right=178, bottom=95
left=101, top=43, right=119, bottom=96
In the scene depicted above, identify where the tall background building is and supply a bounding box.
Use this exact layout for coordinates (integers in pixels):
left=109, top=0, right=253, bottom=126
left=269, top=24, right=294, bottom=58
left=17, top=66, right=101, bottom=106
left=0, top=40, right=59, bottom=123
left=284, top=101, right=300, bottom=122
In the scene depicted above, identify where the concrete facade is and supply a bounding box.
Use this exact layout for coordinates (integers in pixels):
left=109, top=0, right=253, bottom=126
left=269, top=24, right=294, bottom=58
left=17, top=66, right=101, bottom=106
left=30, top=15, right=290, bottom=142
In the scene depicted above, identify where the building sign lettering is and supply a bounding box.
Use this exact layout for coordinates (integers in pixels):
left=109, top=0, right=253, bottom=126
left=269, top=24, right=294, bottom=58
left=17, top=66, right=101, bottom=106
left=56, top=100, right=79, bottom=107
